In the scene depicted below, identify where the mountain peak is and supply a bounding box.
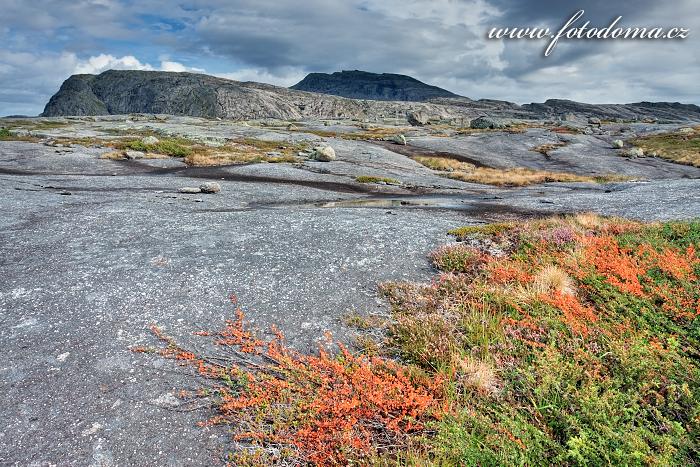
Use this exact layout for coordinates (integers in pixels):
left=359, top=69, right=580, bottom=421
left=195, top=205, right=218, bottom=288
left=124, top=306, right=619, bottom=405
left=290, top=70, right=458, bottom=102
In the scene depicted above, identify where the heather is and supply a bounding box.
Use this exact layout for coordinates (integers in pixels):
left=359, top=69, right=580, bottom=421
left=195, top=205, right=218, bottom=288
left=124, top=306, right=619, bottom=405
left=138, top=214, right=700, bottom=465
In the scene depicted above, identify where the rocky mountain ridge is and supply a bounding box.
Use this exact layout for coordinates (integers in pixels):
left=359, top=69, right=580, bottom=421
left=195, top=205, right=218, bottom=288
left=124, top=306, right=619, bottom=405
left=290, top=70, right=457, bottom=101
left=42, top=70, right=700, bottom=123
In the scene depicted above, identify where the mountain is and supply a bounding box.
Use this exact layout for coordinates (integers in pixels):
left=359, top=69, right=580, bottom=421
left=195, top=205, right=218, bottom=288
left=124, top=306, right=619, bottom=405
left=290, top=70, right=458, bottom=102
left=41, top=70, right=462, bottom=121
left=41, top=70, right=700, bottom=123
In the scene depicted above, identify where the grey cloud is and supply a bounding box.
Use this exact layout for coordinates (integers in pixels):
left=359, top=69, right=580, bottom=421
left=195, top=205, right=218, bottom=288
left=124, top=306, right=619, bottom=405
left=0, top=0, right=698, bottom=115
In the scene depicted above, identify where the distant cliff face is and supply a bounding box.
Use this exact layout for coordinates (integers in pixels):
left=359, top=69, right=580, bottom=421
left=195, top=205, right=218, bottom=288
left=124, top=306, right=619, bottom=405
left=42, top=70, right=305, bottom=119
left=290, top=70, right=458, bottom=102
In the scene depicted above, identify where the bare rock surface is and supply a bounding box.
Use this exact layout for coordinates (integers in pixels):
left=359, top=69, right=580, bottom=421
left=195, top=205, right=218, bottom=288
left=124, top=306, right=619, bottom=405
left=1, top=115, right=699, bottom=465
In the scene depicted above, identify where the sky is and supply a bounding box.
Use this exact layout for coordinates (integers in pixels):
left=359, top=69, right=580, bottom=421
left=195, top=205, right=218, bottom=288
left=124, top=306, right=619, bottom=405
left=0, top=0, right=698, bottom=116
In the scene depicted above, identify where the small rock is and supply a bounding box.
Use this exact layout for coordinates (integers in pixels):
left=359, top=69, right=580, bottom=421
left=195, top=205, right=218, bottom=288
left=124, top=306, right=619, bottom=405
left=199, top=182, right=221, bottom=193
left=265, top=151, right=283, bottom=157
left=562, top=113, right=581, bottom=122
left=406, top=111, right=429, bottom=126
left=624, top=147, right=644, bottom=158
left=612, top=140, right=624, bottom=149
left=390, top=134, right=407, bottom=145
left=309, top=145, right=336, bottom=162
left=141, top=135, right=159, bottom=145
left=298, top=151, right=310, bottom=157
left=178, top=187, right=201, bottom=194
left=678, top=127, right=695, bottom=134
left=124, top=150, right=145, bottom=160
left=588, top=117, right=601, bottom=126
left=287, top=124, right=298, bottom=131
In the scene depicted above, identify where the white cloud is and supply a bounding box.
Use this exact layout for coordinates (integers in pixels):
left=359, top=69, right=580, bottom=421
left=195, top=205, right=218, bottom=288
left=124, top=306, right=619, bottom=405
left=216, top=67, right=306, bottom=86
left=74, top=54, right=154, bottom=74
left=159, top=60, right=204, bottom=73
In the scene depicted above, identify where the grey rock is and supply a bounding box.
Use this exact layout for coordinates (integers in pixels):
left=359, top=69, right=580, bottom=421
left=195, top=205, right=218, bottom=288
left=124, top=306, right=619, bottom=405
left=470, top=116, right=505, bottom=130
left=178, top=187, right=201, bottom=194
left=678, top=127, right=695, bottom=134
left=588, top=117, right=602, bottom=125
left=310, top=145, right=336, bottom=162
left=390, top=134, right=407, bottom=145
left=624, top=147, right=645, bottom=158
left=612, top=139, right=625, bottom=149
left=141, top=135, right=159, bottom=145
left=199, top=182, right=221, bottom=193
left=124, top=150, right=145, bottom=160
left=406, top=111, right=429, bottom=126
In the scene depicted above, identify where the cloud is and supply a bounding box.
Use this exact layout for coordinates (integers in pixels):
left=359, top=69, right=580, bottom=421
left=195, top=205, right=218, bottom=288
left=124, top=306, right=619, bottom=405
left=74, top=54, right=154, bottom=74
left=0, top=0, right=698, bottom=115
left=216, top=67, right=307, bottom=87
left=0, top=51, right=205, bottom=115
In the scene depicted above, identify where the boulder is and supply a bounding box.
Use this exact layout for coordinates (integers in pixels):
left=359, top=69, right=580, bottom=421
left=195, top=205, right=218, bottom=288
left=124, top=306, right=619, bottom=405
left=309, top=145, right=336, bottom=162
left=124, top=150, right=145, bottom=160
left=178, top=187, right=201, bottom=194
left=678, top=127, right=695, bottom=134
left=390, top=134, right=407, bottom=145
left=141, top=135, right=159, bottom=145
left=199, top=182, right=221, bottom=193
left=624, top=147, right=644, bottom=158
left=612, top=140, right=624, bottom=149
left=287, top=123, right=298, bottom=131
left=588, top=117, right=601, bottom=126
left=470, top=116, right=504, bottom=130
left=406, top=111, right=429, bottom=126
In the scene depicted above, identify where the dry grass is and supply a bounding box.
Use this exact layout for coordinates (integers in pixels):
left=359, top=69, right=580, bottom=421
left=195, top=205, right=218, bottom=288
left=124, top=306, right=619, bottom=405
left=449, top=167, right=596, bottom=186
left=530, top=142, right=568, bottom=156
left=182, top=139, right=305, bottom=166
left=454, top=122, right=535, bottom=135
left=531, top=265, right=577, bottom=296
left=288, top=125, right=408, bottom=141
left=413, top=156, right=626, bottom=186
left=456, top=356, right=501, bottom=396
left=627, top=127, right=700, bottom=167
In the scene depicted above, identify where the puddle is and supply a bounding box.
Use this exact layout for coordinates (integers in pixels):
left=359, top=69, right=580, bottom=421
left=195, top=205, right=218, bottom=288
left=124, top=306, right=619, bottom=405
left=318, top=198, right=465, bottom=209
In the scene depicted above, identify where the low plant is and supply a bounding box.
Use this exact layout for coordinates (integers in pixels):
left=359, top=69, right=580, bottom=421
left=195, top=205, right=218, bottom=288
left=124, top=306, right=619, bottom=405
left=355, top=175, right=401, bottom=185
left=412, top=156, right=624, bottom=186
left=135, top=214, right=700, bottom=465
left=628, top=127, right=700, bottom=167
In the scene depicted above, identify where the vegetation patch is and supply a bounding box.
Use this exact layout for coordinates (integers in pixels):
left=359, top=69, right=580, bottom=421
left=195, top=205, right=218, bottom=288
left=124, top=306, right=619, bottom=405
left=134, top=299, right=446, bottom=465
left=0, top=127, right=40, bottom=142
left=117, top=137, right=194, bottom=157
left=132, top=214, right=700, bottom=465
left=411, top=155, right=621, bottom=186
left=135, top=214, right=700, bottom=465
left=628, top=127, right=700, bottom=167
left=355, top=175, right=401, bottom=185
left=55, top=134, right=306, bottom=166
left=379, top=214, right=700, bottom=465
left=530, top=142, right=568, bottom=156
left=448, top=223, right=514, bottom=240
